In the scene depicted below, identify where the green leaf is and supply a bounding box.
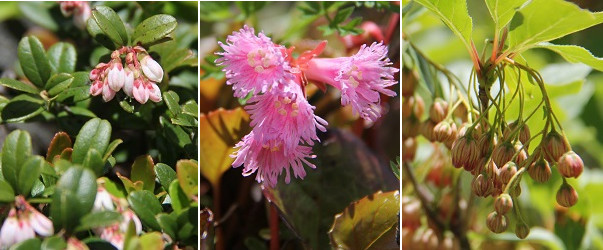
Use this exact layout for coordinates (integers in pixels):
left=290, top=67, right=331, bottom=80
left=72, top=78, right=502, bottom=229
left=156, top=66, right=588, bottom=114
left=157, top=213, right=177, bottom=240
left=51, top=167, right=97, bottom=233
left=133, top=14, right=177, bottom=47
left=17, top=156, right=45, bottom=196
left=508, top=0, right=603, bottom=53
left=1, top=130, right=32, bottom=191
left=90, top=6, right=129, bottom=47
left=139, top=232, right=164, bottom=250
left=119, top=100, right=135, bottom=113
left=118, top=174, right=144, bottom=193
left=0, top=94, right=44, bottom=123
left=332, top=6, right=354, bottom=25
left=72, top=118, right=111, bottom=164
left=47, top=42, right=76, bottom=74
left=46, top=132, right=72, bottom=162
left=82, top=148, right=104, bottom=177
left=536, top=42, right=603, bottom=72
left=0, top=78, right=39, bottom=94
left=128, top=190, right=162, bottom=231
left=77, top=211, right=123, bottom=232
left=414, top=0, right=474, bottom=55
left=155, top=163, right=176, bottom=191
left=485, top=0, right=528, bottom=34
left=131, top=155, right=156, bottom=192
left=103, top=139, right=123, bottom=162
left=11, top=238, right=42, bottom=250
left=87, top=17, right=118, bottom=50
left=163, top=91, right=181, bottom=116
left=181, top=100, right=198, bottom=118
left=18, top=2, right=57, bottom=31
left=176, top=207, right=198, bottom=243
left=0, top=179, right=15, bottom=202
left=45, top=73, right=74, bottom=96
left=176, top=160, right=197, bottom=199
left=169, top=180, right=190, bottom=214
left=41, top=236, right=67, bottom=250
left=150, top=41, right=197, bottom=73
left=329, top=190, right=400, bottom=249
left=55, top=72, right=90, bottom=102
left=18, top=36, right=52, bottom=88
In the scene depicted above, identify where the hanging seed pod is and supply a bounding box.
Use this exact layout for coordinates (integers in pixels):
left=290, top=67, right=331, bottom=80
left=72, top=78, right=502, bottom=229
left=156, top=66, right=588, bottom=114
left=486, top=211, right=508, bottom=233
left=402, top=95, right=425, bottom=119
left=454, top=102, right=469, bottom=123
left=556, top=183, right=578, bottom=208
left=477, top=132, right=495, bottom=158
left=492, top=142, right=516, bottom=168
left=541, top=130, right=570, bottom=163
left=494, top=194, right=513, bottom=215
left=557, top=151, right=584, bottom=178
left=429, top=98, right=448, bottom=123
left=528, top=158, right=552, bottom=183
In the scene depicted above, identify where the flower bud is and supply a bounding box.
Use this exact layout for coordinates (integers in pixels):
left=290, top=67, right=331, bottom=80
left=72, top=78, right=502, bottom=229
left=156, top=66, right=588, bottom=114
left=123, top=68, right=134, bottom=97
left=492, top=142, right=515, bottom=168
left=434, top=121, right=456, bottom=142
left=515, top=142, right=528, bottom=166
left=477, top=132, right=494, bottom=158
left=402, top=137, right=417, bottom=162
left=126, top=52, right=136, bottom=65
left=403, top=96, right=424, bottom=119
left=485, top=159, right=499, bottom=180
left=107, top=63, right=125, bottom=91
left=451, top=135, right=479, bottom=171
left=528, top=158, right=552, bottom=183
left=429, top=98, right=448, bottom=123
left=557, top=151, right=584, bottom=178
left=494, top=194, right=513, bottom=215
left=133, top=80, right=150, bottom=104
left=73, top=2, right=91, bottom=30
left=102, top=80, right=116, bottom=102
left=500, top=162, right=518, bottom=184
left=419, top=119, right=436, bottom=141
left=472, top=174, right=492, bottom=197
left=515, top=223, right=530, bottom=239
left=542, top=131, right=570, bottom=163
left=401, top=68, right=417, bottom=97
left=486, top=211, right=508, bottom=233
left=510, top=184, right=521, bottom=197
left=556, top=183, right=578, bottom=207
left=141, top=55, right=164, bottom=82
left=402, top=116, right=420, bottom=139
left=28, top=210, right=53, bottom=237
left=149, top=83, right=162, bottom=102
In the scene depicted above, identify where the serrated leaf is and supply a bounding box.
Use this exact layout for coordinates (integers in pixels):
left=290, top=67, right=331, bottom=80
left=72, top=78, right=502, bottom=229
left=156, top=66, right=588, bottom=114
left=90, top=6, right=129, bottom=47
left=51, top=167, right=97, bottom=233
left=45, top=73, right=74, bottom=96
left=77, top=211, right=122, bottom=232
left=133, top=14, right=177, bottom=46
left=176, top=160, right=197, bottom=199
left=131, top=155, right=156, bottom=192
left=485, top=0, right=528, bottom=33
left=17, top=156, right=46, bottom=196
left=0, top=180, right=15, bottom=202
left=0, top=78, right=39, bottom=94
left=18, top=36, right=52, bottom=88
left=72, top=118, right=111, bottom=164
left=414, top=0, right=474, bottom=55
left=47, top=42, right=76, bottom=74
left=155, top=163, right=176, bottom=191
left=508, top=0, right=603, bottom=53
left=0, top=94, right=44, bottom=123
left=1, top=130, right=32, bottom=191
left=536, top=43, right=603, bottom=72
left=128, top=190, right=162, bottom=231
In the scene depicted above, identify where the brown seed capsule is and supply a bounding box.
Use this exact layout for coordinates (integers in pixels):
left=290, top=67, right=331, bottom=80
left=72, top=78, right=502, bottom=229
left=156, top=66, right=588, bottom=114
left=556, top=183, right=578, bottom=208
left=492, top=142, right=516, bottom=168
left=403, top=116, right=421, bottom=139
left=515, top=223, right=530, bottom=239
left=402, top=137, right=417, bottom=162
left=429, top=98, right=448, bottom=123
left=494, top=194, right=513, bottom=215
left=402, top=68, right=417, bottom=97
left=472, top=174, right=492, bottom=197
left=528, top=158, right=552, bottom=183
left=451, top=135, right=480, bottom=171
left=420, top=119, right=437, bottom=142
left=500, top=162, right=518, bottom=185
left=486, top=211, right=508, bottom=233
left=542, top=130, right=570, bottom=163
left=557, top=151, right=584, bottom=178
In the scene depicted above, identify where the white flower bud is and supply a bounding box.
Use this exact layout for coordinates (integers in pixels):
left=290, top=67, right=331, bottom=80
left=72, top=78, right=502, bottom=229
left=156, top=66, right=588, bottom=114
left=102, top=83, right=116, bottom=102
left=149, top=83, right=162, bottom=102
left=133, top=81, right=149, bottom=104
left=141, top=55, right=163, bottom=82
left=123, top=69, right=135, bottom=97
left=29, top=211, right=54, bottom=237
left=94, top=187, right=115, bottom=212
left=0, top=209, right=19, bottom=246
left=107, top=63, right=125, bottom=91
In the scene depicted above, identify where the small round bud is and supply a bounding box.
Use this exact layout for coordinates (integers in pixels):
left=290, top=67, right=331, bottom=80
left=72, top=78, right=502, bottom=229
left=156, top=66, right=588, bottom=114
left=141, top=55, right=164, bottom=82
left=429, top=98, right=448, bottom=123
left=477, top=132, right=495, bottom=158
left=402, top=97, right=412, bottom=118
left=402, top=137, right=417, bottom=162
left=515, top=223, right=530, bottom=239
left=401, top=68, right=417, bottom=97
left=451, top=135, right=480, bottom=171
left=528, top=158, right=552, bottom=183
left=472, top=174, right=492, bottom=197
left=419, top=119, right=436, bottom=141
left=500, top=162, right=518, bottom=184
left=556, top=183, right=578, bottom=208
left=510, top=184, right=522, bottom=197
left=542, top=131, right=570, bottom=163
left=492, top=142, right=516, bottom=168
left=402, top=116, right=420, bottom=139
left=515, top=142, right=528, bottom=166
left=434, top=121, right=456, bottom=142
left=557, top=151, right=584, bottom=178
left=486, top=211, right=508, bottom=233
left=494, top=194, right=513, bottom=215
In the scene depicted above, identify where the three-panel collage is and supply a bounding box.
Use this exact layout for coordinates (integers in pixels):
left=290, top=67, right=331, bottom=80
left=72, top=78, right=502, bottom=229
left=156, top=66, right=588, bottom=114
left=0, top=1, right=401, bottom=250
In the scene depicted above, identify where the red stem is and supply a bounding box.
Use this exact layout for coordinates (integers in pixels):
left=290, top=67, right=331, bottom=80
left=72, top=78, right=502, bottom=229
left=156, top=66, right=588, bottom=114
left=384, top=12, right=399, bottom=45
left=269, top=205, right=279, bottom=250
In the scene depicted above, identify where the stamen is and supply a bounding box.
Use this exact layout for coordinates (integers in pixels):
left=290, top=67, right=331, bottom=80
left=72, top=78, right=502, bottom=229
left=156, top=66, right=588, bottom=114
left=254, top=66, right=265, bottom=73
left=349, top=77, right=359, bottom=87
left=278, top=109, right=287, bottom=115
left=283, top=97, right=291, bottom=104
left=290, top=110, right=299, bottom=117
left=274, top=100, right=281, bottom=108
left=291, top=103, right=298, bottom=110
left=262, top=57, right=271, bottom=68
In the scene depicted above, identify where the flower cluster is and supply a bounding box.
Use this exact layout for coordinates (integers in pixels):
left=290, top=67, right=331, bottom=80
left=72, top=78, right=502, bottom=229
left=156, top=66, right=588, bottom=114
left=217, top=25, right=398, bottom=187
left=90, top=46, right=164, bottom=104
left=91, top=183, right=143, bottom=249
left=59, top=1, right=91, bottom=30
left=0, top=196, right=53, bottom=246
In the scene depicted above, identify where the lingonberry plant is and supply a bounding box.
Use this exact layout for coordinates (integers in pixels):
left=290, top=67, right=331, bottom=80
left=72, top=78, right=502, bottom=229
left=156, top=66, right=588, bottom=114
left=0, top=2, right=198, bottom=249
left=199, top=1, right=400, bottom=249
left=404, top=0, right=603, bottom=248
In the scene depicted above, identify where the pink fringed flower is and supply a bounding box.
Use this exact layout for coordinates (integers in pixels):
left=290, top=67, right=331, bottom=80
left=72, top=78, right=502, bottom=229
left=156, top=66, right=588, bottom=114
left=216, top=25, right=293, bottom=98
left=305, top=42, right=398, bottom=121
left=231, top=132, right=318, bottom=187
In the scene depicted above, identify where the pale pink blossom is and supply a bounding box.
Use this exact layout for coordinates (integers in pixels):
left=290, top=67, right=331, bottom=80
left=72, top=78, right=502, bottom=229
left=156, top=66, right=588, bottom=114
left=216, top=25, right=293, bottom=98
left=123, top=68, right=135, bottom=97
left=67, top=237, right=88, bottom=250
left=93, top=187, right=115, bottom=211
left=141, top=55, right=164, bottom=83
left=305, top=42, right=398, bottom=121
left=60, top=1, right=91, bottom=30
left=132, top=79, right=162, bottom=104
left=0, top=197, right=54, bottom=247
left=102, top=82, right=116, bottom=102
left=107, top=62, right=125, bottom=91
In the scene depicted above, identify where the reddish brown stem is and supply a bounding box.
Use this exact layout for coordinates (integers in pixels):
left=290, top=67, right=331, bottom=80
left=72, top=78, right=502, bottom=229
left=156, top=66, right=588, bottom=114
left=384, top=12, right=400, bottom=45
left=269, top=205, right=280, bottom=250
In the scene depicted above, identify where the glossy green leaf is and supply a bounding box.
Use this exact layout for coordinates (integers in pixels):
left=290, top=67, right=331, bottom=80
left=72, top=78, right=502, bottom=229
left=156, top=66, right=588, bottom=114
left=1, top=130, right=32, bottom=191
left=176, top=207, right=198, bottom=243
left=536, top=42, right=603, bottom=72
left=414, top=0, right=473, bottom=55
left=485, top=0, right=528, bottom=34
left=164, top=91, right=181, bottom=116
left=103, top=139, right=123, bottom=162
left=87, top=13, right=118, bottom=50
left=41, top=236, right=67, bottom=250
left=45, top=73, right=74, bottom=96
left=139, top=232, right=164, bottom=250
left=176, top=159, right=197, bottom=199
left=55, top=72, right=90, bottom=102
left=51, top=167, right=97, bottom=232
left=11, top=238, right=42, bottom=250
left=0, top=179, right=15, bottom=202
left=150, top=41, right=197, bottom=73
left=82, top=148, right=104, bottom=177
left=17, top=156, right=45, bottom=196
left=329, top=190, right=400, bottom=249
left=90, top=6, right=129, bottom=47
left=131, top=155, right=156, bottom=192
left=0, top=78, right=39, bottom=94
left=0, top=94, right=44, bottom=123
left=128, top=190, right=162, bottom=231
left=508, top=0, right=603, bottom=53
left=72, top=118, right=111, bottom=164
left=169, top=180, right=190, bottom=214
left=332, top=6, right=354, bottom=25
left=181, top=100, right=198, bottom=118
left=18, top=36, right=52, bottom=88
left=46, top=132, right=72, bottom=162
left=133, top=14, right=177, bottom=46
left=19, top=2, right=57, bottom=31
left=47, top=42, right=76, bottom=74
left=157, top=213, right=178, bottom=240
left=77, top=211, right=123, bottom=232
left=118, top=173, right=144, bottom=193
left=155, top=163, right=176, bottom=191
